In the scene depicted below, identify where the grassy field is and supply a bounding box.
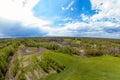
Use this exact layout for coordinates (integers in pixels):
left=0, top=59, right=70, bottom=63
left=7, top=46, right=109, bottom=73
left=0, top=38, right=120, bottom=80
left=40, top=52, right=120, bottom=80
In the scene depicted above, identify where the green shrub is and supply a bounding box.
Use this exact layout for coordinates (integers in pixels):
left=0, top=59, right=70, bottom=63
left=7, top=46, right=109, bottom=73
left=43, top=43, right=60, bottom=50
left=0, top=70, right=4, bottom=80
left=39, top=57, right=49, bottom=73
left=12, top=59, right=19, bottom=77
left=18, top=73, right=26, bottom=80
left=0, top=60, right=7, bottom=75
left=85, top=49, right=103, bottom=56
left=58, top=46, right=79, bottom=55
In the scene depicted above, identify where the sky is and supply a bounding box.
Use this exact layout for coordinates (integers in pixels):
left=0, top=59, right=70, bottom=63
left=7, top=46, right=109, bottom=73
left=0, top=0, right=120, bottom=38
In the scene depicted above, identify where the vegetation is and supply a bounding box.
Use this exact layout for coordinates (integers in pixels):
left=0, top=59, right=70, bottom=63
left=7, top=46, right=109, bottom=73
left=39, top=55, right=65, bottom=73
left=0, top=41, right=20, bottom=80
left=0, top=37, right=120, bottom=80
left=57, top=46, right=79, bottom=55
left=18, top=72, right=26, bottom=80
left=12, top=58, right=19, bottom=77
left=40, top=52, right=120, bottom=80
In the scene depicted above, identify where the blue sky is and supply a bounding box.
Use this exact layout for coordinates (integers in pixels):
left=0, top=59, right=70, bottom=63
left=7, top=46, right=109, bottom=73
left=0, top=0, right=120, bottom=38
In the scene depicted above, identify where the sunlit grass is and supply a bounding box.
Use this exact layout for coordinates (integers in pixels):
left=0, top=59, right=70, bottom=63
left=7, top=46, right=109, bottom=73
left=40, top=52, right=120, bottom=80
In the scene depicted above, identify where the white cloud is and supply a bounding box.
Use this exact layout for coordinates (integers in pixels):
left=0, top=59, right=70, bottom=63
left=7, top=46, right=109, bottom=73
left=61, top=7, right=65, bottom=11
left=46, top=1, right=120, bottom=39
left=46, top=21, right=120, bottom=38
left=0, top=33, right=11, bottom=38
left=56, top=0, right=119, bottom=38
left=66, top=0, right=74, bottom=10
left=90, top=0, right=120, bottom=22
left=0, top=33, right=4, bottom=38
left=0, top=0, right=119, bottom=38
left=0, top=0, right=51, bottom=28
left=61, top=0, right=74, bottom=11
left=70, top=7, right=74, bottom=11
left=81, top=14, right=89, bottom=22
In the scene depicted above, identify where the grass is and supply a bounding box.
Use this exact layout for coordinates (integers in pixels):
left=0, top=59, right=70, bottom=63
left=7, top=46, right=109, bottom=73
left=42, top=51, right=78, bottom=67
left=40, top=52, right=120, bottom=80
left=0, top=38, right=120, bottom=80
left=21, top=53, right=42, bottom=71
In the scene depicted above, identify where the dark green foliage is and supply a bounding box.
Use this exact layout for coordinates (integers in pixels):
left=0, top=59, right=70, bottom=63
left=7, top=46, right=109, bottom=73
left=18, top=73, right=26, bottom=80
left=42, top=43, right=60, bottom=50
left=0, top=39, right=12, bottom=49
left=0, top=59, right=7, bottom=75
left=85, top=49, right=103, bottom=56
left=39, top=57, right=50, bottom=73
left=58, top=46, right=79, bottom=55
left=24, top=39, right=60, bottom=50
left=23, top=37, right=120, bottom=57
left=12, top=59, right=19, bottom=77
left=41, top=43, right=60, bottom=50
left=0, top=70, right=4, bottom=80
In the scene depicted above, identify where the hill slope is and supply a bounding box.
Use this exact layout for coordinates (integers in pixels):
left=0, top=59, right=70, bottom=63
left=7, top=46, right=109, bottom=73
left=40, top=52, right=120, bottom=80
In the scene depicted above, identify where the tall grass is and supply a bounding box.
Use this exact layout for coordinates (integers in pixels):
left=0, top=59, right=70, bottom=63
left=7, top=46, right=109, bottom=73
left=0, top=42, right=20, bottom=80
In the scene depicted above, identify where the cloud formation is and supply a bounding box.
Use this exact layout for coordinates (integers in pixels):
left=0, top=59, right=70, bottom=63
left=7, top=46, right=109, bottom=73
left=45, top=0, right=120, bottom=38
left=0, top=0, right=119, bottom=38
left=63, top=0, right=74, bottom=11
left=0, top=0, right=51, bottom=27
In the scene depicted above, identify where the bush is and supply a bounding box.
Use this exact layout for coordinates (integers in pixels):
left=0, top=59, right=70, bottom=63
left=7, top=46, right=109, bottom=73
left=85, top=49, right=103, bottom=56
left=0, top=70, right=4, bottom=80
left=24, top=40, right=60, bottom=50
left=43, top=43, right=60, bottom=50
left=39, top=57, right=49, bottom=73
left=57, top=46, right=79, bottom=55
left=0, top=60, right=7, bottom=75
left=12, top=59, right=19, bottom=77
left=18, top=73, right=26, bottom=80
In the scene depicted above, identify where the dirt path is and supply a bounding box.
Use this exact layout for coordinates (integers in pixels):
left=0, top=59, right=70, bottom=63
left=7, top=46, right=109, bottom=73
left=5, top=54, right=16, bottom=80
left=5, top=45, right=23, bottom=80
